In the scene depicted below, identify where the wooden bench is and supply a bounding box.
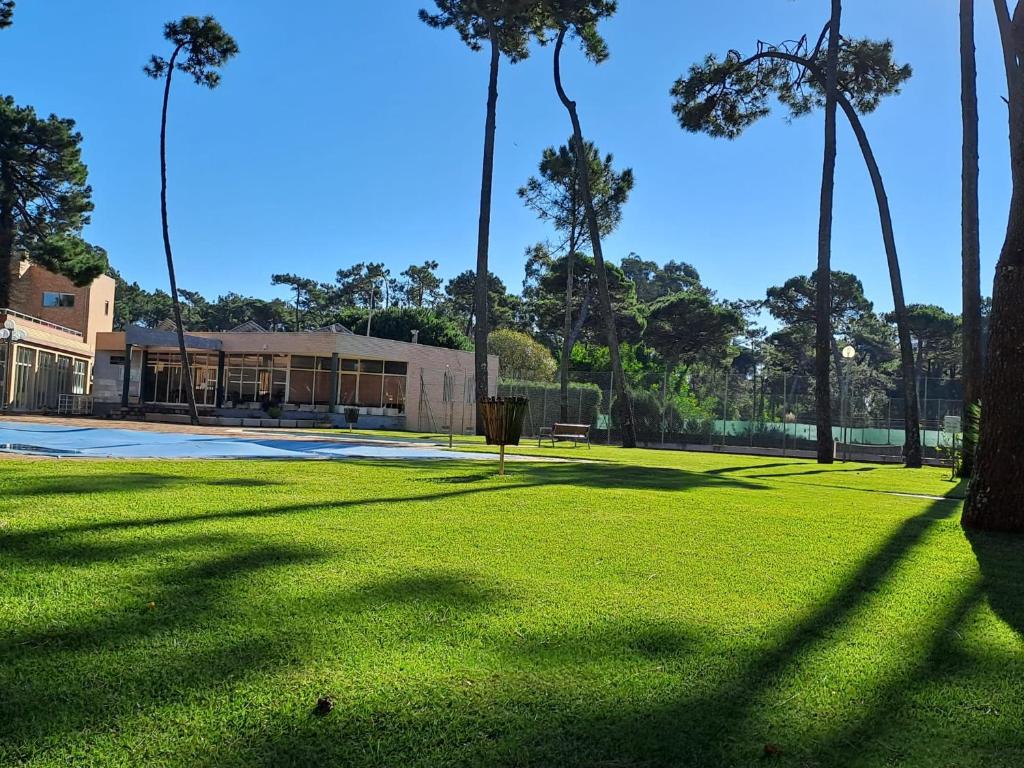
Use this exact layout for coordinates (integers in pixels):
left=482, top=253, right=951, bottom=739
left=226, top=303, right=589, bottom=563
left=539, top=423, right=591, bottom=448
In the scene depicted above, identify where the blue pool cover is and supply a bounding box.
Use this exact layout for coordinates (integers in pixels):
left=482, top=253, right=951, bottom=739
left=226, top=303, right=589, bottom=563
left=0, top=421, right=489, bottom=461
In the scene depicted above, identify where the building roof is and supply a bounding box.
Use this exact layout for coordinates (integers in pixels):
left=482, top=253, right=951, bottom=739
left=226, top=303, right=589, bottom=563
left=228, top=321, right=268, bottom=333
left=312, top=323, right=354, bottom=335
left=124, top=325, right=223, bottom=351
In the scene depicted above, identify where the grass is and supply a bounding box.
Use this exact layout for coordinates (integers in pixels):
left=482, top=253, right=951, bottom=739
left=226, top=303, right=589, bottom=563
left=0, top=447, right=1020, bottom=767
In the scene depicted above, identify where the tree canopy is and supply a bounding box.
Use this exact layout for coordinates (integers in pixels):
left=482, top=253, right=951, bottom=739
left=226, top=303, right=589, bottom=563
left=518, top=138, right=633, bottom=255
left=418, top=0, right=547, bottom=62
left=144, top=16, right=239, bottom=88
left=644, top=290, right=743, bottom=367
left=488, top=328, right=557, bottom=380
left=620, top=254, right=703, bottom=304
left=671, top=33, right=912, bottom=139
left=0, top=96, right=107, bottom=304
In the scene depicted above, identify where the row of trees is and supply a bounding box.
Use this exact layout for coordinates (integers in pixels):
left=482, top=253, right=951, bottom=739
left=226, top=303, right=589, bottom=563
left=112, top=253, right=971, bottom=413
left=424, top=0, right=1023, bottom=530
left=3, top=1, right=1020, bottom=529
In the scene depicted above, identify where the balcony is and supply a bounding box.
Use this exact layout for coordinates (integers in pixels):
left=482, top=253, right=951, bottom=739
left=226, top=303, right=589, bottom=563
left=0, top=308, right=84, bottom=339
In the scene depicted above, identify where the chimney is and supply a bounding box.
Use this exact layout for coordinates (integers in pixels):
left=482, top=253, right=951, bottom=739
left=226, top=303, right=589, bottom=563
left=411, top=329, right=420, bottom=344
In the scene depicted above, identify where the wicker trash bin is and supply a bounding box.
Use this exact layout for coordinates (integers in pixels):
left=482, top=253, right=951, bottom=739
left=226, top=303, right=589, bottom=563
left=478, top=397, right=529, bottom=475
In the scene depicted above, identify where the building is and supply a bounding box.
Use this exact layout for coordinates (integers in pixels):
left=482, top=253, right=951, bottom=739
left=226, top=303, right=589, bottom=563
left=0, top=259, right=499, bottom=431
left=92, top=325, right=498, bottom=432
left=1, top=260, right=115, bottom=411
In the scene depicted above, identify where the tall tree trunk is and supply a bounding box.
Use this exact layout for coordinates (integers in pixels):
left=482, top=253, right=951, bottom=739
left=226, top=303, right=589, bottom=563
left=560, top=220, right=578, bottom=423
left=0, top=161, right=14, bottom=310
left=835, top=96, right=923, bottom=467
left=738, top=43, right=925, bottom=465
left=960, top=0, right=983, bottom=477
left=554, top=28, right=637, bottom=447
left=814, top=0, right=842, bottom=464
left=473, top=27, right=500, bottom=435
left=964, top=0, right=1024, bottom=530
left=159, top=45, right=200, bottom=426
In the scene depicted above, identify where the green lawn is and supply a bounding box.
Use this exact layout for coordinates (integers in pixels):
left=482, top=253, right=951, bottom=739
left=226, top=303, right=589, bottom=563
left=1, top=448, right=1020, bottom=767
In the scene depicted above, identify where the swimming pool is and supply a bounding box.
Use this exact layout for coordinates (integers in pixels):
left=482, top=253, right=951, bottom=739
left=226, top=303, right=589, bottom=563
left=0, top=422, right=489, bottom=461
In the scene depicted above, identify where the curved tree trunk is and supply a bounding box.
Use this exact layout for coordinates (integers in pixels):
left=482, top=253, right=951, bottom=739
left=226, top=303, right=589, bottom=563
left=814, top=0, right=842, bottom=464
left=964, top=0, right=1024, bottom=531
left=472, top=27, right=500, bottom=435
left=740, top=43, right=924, bottom=467
left=159, top=45, right=200, bottom=426
left=553, top=28, right=637, bottom=448
left=836, top=97, right=923, bottom=467
left=960, top=0, right=982, bottom=477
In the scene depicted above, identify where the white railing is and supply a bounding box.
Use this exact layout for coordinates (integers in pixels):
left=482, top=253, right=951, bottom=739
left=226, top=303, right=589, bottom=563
left=0, top=308, right=84, bottom=338
left=57, top=394, right=93, bottom=415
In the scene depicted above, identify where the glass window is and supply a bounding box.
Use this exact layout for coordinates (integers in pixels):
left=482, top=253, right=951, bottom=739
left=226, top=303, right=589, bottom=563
left=42, top=291, right=75, bottom=308
left=383, top=375, right=406, bottom=412
left=13, top=347, right=35, bottom=410
left=146, top=351, right=219, bottom=406
left=360, top=359, right=384, bottom=374
left=340, top=358, right=358, bottom=372
left=72, top=360, right=87, bottom=395
left=288, top=368, right=314, bottom=405
left=313, top=369, right=333, bottom=405
left=339, top=373, right=357, bottom=405
left=384, top=361, right=408, bottom=375
left=357, top=374, right=384, bottom=408
left=291, top=355, right=316, bottom=370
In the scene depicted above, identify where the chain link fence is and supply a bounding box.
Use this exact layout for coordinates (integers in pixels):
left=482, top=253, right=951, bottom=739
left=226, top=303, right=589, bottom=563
left=499, top=369, right=964, bottom=460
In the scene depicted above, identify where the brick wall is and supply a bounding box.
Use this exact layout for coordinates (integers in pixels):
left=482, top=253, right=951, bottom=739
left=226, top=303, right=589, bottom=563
left=7, top=260, right=115, bottom=349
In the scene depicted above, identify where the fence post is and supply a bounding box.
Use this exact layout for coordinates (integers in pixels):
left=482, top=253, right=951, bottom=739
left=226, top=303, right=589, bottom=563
left=750, top=374, right=756, bottom=447
left=607, top=373, right=613, bottom=445
left=923, top=375, right=929, bottom=430
left=721, top=373, right=729, bottom=447
left=781, top=372, right=787, bottom=456
left=661, top=366, right=668, bottom=446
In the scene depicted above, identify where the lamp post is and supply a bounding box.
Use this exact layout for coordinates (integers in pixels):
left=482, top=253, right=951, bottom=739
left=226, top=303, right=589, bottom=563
left=0, top=318, right=28, bottom=411
left=841, top=344, right=857, bottom=461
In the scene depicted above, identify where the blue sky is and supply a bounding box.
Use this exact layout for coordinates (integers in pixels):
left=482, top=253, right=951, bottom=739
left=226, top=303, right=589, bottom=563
left=0, top=1, right=1010, bottom=314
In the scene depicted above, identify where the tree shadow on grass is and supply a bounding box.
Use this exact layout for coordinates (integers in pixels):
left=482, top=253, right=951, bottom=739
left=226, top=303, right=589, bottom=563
left=0, top=538, right=329, bottom=757
left=704, top=460, right=806, bottom=475
left=3, top=466, right=978, bottom=765
left=2, top=456, right=764, bottom=504
left=208, top=489, right=978, bottom=767
left=405, top=458, right=768, bottom=494
left=965, top=528, right=1024, bottom=639
left=342, top=571, right=507, bottom=611
left=1, top=471, right=284, bottom=497
left=745, top=466, right=878, bottom=479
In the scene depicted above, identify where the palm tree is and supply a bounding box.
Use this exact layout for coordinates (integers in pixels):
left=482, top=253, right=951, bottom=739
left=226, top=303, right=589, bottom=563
left=959, top=0, right=982, bottom=477
left=544, top=0, right=638, bottom=447
left=420, top=1, right=543, bottom=433
left=145, top=16, right=238, bottom=425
